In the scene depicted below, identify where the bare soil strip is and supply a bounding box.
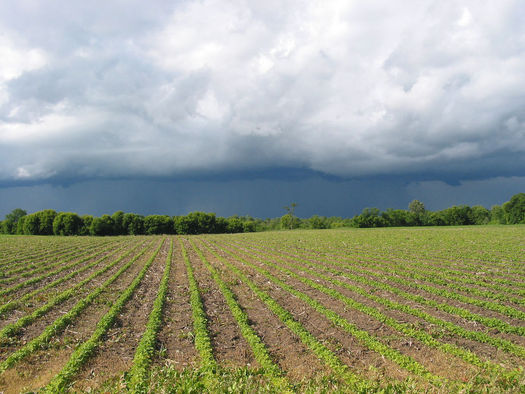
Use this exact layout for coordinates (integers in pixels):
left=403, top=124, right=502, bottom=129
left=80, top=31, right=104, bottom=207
left=69, top=239, right=169, bottom=392
left=205, top=240, right=431, bottom=387
left=194, top=239, right=331, bottom=383
left=228, top=240, right=525, bottom=369
left=155, top=238, right=198, bottom=370
left=0, top=240, right=154, bottom=393
left=183, top=239, right=255, bottom=368
left=0, top=242, right=129, bottom=329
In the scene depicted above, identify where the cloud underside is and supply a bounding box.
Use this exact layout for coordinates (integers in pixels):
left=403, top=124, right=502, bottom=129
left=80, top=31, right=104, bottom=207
left=0, top=0, right=524, bottom=184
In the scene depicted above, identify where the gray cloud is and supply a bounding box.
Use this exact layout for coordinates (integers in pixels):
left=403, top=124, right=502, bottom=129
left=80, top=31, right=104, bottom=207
left=0, top=0, right=524, bottom=184
left=1, top=175, right=524, bottom=219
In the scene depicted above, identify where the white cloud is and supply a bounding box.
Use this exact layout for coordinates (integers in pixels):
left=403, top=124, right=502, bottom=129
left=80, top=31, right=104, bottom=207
left=0, top=35, right=47, bottom=81
left=0, top=0, right=524, bottom=183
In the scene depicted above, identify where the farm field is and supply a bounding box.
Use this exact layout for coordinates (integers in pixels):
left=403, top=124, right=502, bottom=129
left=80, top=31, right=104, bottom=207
left=0, top=226, right=523, bottom=393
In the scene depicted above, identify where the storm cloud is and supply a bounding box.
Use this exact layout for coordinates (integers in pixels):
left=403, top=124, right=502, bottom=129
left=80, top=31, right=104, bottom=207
left=0, top=1, right=524, bottom=216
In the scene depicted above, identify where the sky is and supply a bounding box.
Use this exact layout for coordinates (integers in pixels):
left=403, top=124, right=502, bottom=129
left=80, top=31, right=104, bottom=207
left=0, top=0, right=524, bottom=218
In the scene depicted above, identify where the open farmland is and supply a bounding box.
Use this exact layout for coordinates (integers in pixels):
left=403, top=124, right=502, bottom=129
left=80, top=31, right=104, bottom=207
left=0, top=226, right=523, bottom=393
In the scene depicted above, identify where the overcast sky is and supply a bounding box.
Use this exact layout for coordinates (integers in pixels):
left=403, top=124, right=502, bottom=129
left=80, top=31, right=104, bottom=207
left=1, top=0, right=524, bottom=218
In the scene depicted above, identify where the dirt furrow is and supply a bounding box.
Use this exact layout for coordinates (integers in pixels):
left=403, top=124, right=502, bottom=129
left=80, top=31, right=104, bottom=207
left=69, top=238, right=169, bottom=392
left=206, top=240, right=426, bottom=386
left=0, top=243, right=129, bottom=329
left=196, top=239, right=328, bottom=383
left=155, top=238, right=197, bottom=370
left=0, top=240, right=154, bottom=393
left=211, top=240, right=479, bottom=385
left=184, top=238, right=254, bottom=368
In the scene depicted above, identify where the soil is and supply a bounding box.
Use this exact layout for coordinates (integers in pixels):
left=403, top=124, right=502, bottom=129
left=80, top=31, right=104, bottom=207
left=184, top=238, right=255, bottom=368
left=0, top=239, right=154, bottom=393
left=195, top=239, right=328, bottom=382
left=155, top=239, right=198, bottom=370
left=0, top=242, right=128, bottom=330
left=203, top=240, right=428, bottom=387
left=70, top=238, right=169, bottom=392
left=0, top=232, right=523, bottom=393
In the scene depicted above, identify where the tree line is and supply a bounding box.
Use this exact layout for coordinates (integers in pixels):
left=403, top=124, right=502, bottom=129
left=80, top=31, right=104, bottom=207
left=0, top=193, right=523, bottom=236
left=279, top=193, right=524, bottom=229
left=0, top=211, right=256, bottom=236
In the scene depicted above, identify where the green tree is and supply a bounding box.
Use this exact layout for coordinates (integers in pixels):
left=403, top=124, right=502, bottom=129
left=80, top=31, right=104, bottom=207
left=440, top=205, right=473, bottom=226
left=408, top=200, right=425, bottom=215
left=382, top=209, right=410, bottom=227
left=16, top=216, right=26, bottom=234
left=123, top=213, right=145, bottom=235
left=0, top=220, right=14, bottom=234
left=353, top=208, right=386, bottom=228
left=37, top=210, right=57, bottom=235
left=214, top=217, right=228, bottom=233
left=5, top=208, right=27, bottom=224
left=90, top=215, right=115, bottom=236
left=503, top=193, right=525, bottom=224
left=282, top=203, right=299, bottom=229
left=53, top=212, right=82, bottom=236
left=308, top=215, right=328, bottom=229
left=144, top=215, right=173, bottom=235
left=227, top=217, right=244, bottom=233
left=111, top=211, right=126, bottom=235
left=23, top=213, right=40, bottom=235
left=471, top=205, right=490, bottom=225
left=242, top=220, right=256, bottom=232
left=80, top=215, right=94, bottom=235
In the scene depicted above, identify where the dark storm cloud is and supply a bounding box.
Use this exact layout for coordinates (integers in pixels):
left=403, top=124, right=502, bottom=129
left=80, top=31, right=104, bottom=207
left=0, top=0, right=524, bottom=186
left=2, top=176, right=524, bottom=220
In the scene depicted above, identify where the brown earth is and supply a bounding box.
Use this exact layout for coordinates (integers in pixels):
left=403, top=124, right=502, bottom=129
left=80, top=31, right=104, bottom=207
left=0, top=242, right=129, bottom=330
left=184, top=238, right=255, bottom=368
left=155, top=239, right=198, bottom=370
left=228, top=240, right=525, bottom=370
left=70, top=238, right=168, bottom=392
left=195, top=239, right=329, bottom=383
left=203, top=240, right=429, bottom=388
left=0, top=240, right=155, bottom=393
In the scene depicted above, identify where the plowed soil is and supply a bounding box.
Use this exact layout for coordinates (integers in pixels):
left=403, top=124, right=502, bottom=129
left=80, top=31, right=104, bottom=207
left=0, top=227, right=523, bottom=393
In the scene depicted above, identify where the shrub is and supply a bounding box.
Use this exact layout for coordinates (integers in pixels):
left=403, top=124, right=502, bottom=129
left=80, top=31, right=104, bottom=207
left=53, top=213, right=83, bottom=236
left=144, top=215, right=173, bottom=235
left=90, top=215, right=115, bottom=236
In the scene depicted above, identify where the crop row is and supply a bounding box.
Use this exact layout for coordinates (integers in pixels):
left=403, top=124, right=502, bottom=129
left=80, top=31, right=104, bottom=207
left=188, top=240, right=291, bottom=392
left=0, top=241, right=123, bottom=303
left=322, top=245, right=525, bottom=293
left=0, top=240, right=114, bottom=285
left=303, top=244, right=525, bottom=299
left=206, top=241, right=456, bottom=386
left=127, top=239, right=174, bottom=392
left=0, top=239, right=82, bottom=268
left=235, top=239, right=525, bottom=325
left=0, top=241, right=141, bottom=342
left=242, top=237, right=525, bottom=298
left=290, top=228, right=525, bottom=266
left=216, top=240, right=525, bottom=367
left=0, top=239, right=155, bottom=373
left=253, top=231, right=525, bottom=280
left=194, top=240, right=383, bottom=392
left=0, top=241, right=131, bottom=318
left=43, top=238, right=164, bottom=392
left=230, top=239, right=525, bottom=340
